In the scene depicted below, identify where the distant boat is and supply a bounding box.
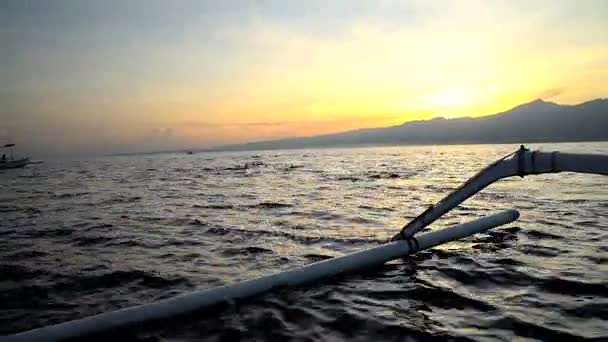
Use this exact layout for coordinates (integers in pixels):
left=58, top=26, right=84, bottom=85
left=186, top=151, right=193, bottom=155
left=0, top=143, right=30, bottom=169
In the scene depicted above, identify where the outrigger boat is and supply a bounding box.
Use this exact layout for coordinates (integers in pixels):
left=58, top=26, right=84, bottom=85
left=0, top=144, right=29, bottom=170
left=4, top=146, right=607, bottom=341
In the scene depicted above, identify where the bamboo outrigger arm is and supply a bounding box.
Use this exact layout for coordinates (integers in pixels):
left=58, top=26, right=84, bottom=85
left=392, top=145, right=608, bottom=240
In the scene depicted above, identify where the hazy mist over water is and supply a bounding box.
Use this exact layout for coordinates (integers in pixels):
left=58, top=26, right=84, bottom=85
left=1, top=142, right=607, bottom=341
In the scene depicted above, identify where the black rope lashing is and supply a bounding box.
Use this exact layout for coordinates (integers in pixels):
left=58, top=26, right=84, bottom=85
left=411, top=237, right=420, bottom=252
left=404, top=238, right=413, bottom=251
left=517, top=145, right=529, bottom=177
left=402, top=237, right=420, bottom=253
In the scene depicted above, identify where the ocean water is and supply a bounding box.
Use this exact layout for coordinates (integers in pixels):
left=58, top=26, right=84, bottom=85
left=1, top=142, right=607, bottom=341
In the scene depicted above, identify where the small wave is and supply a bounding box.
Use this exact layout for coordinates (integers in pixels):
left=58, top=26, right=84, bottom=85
left=492, top=257, right=525, bottom=267
left=1, top=206, right=41, bottom=214
left=16, top=174, right=40, bottom=179
left=78, top=223, right=115, bottom=234
left=62, top=270, right=188, bottom=293
left=561, top=198, right=589, bottom=204
left=519, top=244, right=562, bottom=257
left=4, top=250, right=47, bottom=260
left=291, top=210, right=379, bottom=225
left=585, top=255, right=608, bottom=264
left=177, top=253, right=201, bottom=261
left=368, top=172, right=401, bottom=179
left=0, top=229, right=16, bottom=236
left=254, top=202, right=293, bottom=209
left=491, top=315, right=586, bottom=340
left=204, top=224, right=383, bottom=245
left=51, top=192, right=90, bottom=199
left=189, top=218, right=206, bottom=226
left=525, top=229, right=564, bottom=240
left=25, top=227, right=74, bottom=238
left=471, top=230, right=518, bottom=244
left=101, top=196, right=142, bottom=205
left=538, top=277, right=607, bottom=297
left=302, top=254, right=333, bottom=262
left=134, top=216, right=165, bottom=223
left=224, top=162, right=266, bottom=171
left=563, top=302, right=608, bottom=320
left=0, top=205, right=19, bottom=212
left=196, top=204, right=235, bottom=210
left=72, top=235, right=114, bottom=246
left=222, top=246, right=274, bottom=256
left=502, top=226, right=522, bottom=234
left=405, top=280, right=497, bottom=311
left=336, top=176, right=361, bottom=182
left=205, top=226, right=231, bottom=236
left=433, top=267, right=510, bottom=287
left=452, top=268, right=608, bottom=299
left=424, top=184, right=455, bottom=192
left=165, top=239, right=206, bottom=247
left=4, top=270, right=191, bottom=302
left=23, top=207, right=42, bottom=215
left=0, top=264, right=50, bottom=282
left=349, top=216, right=378, bottom=224
left=106, top=239, right=154, bottom=248
left=197, top=202, right=293, bottom=210
left=272, top=220, right=319, bottom=230
left=358, top=205, right=396, bottom=212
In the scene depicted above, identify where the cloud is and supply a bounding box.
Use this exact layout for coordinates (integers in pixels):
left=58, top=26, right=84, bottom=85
left=177, top=120, right=329, bottom=128
left=536, top=88, right=564, bottom=100
left=3, top=1, right=607, bottom=157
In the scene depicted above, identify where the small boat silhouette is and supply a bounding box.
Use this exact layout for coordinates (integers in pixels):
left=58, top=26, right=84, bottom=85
left=0, top=143, right=29, bottom=169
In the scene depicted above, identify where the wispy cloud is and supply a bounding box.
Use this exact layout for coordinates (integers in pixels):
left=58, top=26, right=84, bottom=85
left=178, top=120, right=328, bottom=128
left=3, top=0, right=607, bottom=156
left=536, top=88, right=564, bottom=100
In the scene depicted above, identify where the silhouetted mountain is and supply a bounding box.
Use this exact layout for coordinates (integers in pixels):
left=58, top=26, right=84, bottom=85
left=211, top=98, right=608, bottom=151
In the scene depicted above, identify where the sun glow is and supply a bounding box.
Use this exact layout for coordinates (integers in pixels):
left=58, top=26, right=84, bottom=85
left=4, top=0, right=608, bottom=156
left=422, top=87, right=478, bottom=113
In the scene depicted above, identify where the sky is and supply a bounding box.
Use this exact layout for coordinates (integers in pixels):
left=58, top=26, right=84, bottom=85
left=2, top=0, right=607, bottom=157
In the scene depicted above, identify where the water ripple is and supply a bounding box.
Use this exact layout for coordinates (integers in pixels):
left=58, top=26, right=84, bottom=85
left=1, top=142, right=607, bottom=340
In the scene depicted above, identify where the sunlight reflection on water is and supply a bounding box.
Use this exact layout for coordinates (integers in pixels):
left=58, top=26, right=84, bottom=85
left=1, top=142, right=607, bottom=340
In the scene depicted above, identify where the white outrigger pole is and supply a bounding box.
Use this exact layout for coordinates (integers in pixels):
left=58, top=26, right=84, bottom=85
left=4, top=146, right=607, bottom=341
left=392, top=146, right=608, bottom=240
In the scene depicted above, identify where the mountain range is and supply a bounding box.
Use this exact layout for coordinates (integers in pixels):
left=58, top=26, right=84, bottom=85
left=208, top=98, right=608, bottom=152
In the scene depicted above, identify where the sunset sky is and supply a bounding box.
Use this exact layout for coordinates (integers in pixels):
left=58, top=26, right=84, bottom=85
left=2, top=0, right=607, bottom=156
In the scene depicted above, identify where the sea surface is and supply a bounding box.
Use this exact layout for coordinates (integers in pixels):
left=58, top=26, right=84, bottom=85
left=1, top=143, right=607, bottom=341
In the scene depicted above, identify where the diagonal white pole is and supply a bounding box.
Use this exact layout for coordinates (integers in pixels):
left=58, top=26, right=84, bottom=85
left=393, top=147, right=608, bottom=239
left=3, top=210, right=519, bottom=342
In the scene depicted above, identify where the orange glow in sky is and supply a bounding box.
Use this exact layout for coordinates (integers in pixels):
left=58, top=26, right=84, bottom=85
left=2, top=0, right=607, bottom=156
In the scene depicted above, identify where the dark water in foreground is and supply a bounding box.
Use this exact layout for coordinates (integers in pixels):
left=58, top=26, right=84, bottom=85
left=1, top=143, right=607, bottom=341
